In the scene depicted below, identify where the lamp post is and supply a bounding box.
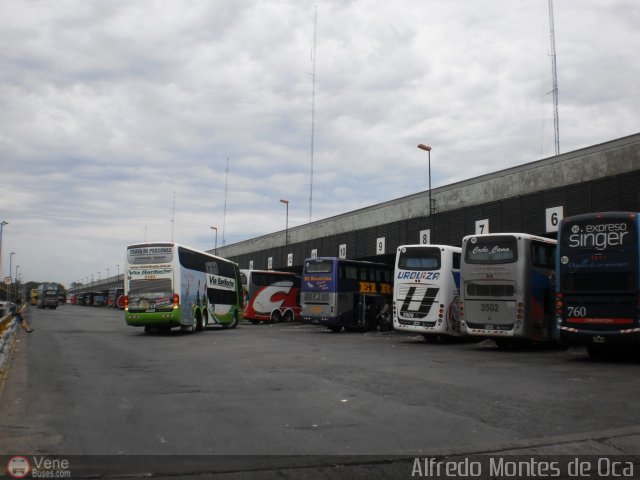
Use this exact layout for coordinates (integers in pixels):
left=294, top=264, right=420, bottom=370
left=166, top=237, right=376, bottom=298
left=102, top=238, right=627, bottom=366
left=0, top=220, right=8, bottom=283
left=210, top=226, right=218, bottom=255
left=7, top=252, right=14, bottom=301
left=279, top=199, right=289, bottom=245
left=15, top=265, right=20, bottom=301
left=417, top=144, right=434, bottom=216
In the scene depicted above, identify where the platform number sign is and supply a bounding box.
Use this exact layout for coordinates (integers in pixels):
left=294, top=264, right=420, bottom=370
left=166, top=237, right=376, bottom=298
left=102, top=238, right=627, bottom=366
left=475, top=219, right=489, bottom=235
left=268, top=257, right=273, bottom=270
left=311, top=249, right=318, bottom=259
left=420, top=229, right=431, bottom=245
left=546, top=206, right=564, bottom=233
left=376, top=237, right=386, bottom=255
left=339, top=244, right=347, bottom=259
left=287, top=253, right=293, bottom=267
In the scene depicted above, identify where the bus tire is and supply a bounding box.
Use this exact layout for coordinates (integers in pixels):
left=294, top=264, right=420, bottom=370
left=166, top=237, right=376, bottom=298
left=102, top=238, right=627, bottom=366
left=223, top=312, right=239, bottom=329
left=586, top=344, right=611, bottom=359
left=284, top=310, right=294, bottom=323
left=195, top=314, right=204, bottom=332
left=271, top=310, right=283, bottom=323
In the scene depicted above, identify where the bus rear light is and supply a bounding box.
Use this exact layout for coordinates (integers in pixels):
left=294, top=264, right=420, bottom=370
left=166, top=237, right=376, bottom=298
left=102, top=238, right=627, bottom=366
left=173, top=294, right=179, bottom=308
left=123, top=296, right=129, bottom=308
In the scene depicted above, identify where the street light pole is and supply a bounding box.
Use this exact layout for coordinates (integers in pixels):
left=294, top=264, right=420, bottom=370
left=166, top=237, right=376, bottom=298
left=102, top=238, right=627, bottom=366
left=15, top=265, right=20, bottom=300
left=0, top=220, right=8, bottom=283
left=279, top=199, right=289, bottom=245
left=417, top=144, right=434, bottom=215
left=210, top=226, right=218, bottom=255
left=7, top=252, right=14, bottom=301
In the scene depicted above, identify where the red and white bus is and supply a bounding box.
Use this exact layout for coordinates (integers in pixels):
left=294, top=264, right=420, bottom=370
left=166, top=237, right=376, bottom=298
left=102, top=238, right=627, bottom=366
left=241, top=269, right=301, bottom=323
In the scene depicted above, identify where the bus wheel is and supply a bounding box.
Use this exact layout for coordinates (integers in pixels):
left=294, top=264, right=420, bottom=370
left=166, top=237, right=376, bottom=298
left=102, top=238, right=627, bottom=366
left=586, top=344, right=611, bottom=359
left=271, top=310, right=283, bottom=323
left=223, top=312, right=239, bottom=329
left=195, top=315, right=204, bottom=332
left=284, top=311, right=294, bottom=323
left=494, top=339, right=512, bottom=350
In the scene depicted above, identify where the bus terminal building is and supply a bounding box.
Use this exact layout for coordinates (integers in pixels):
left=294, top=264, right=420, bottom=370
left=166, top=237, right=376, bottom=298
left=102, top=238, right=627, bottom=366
left=218, top=133, right=640, bottom=271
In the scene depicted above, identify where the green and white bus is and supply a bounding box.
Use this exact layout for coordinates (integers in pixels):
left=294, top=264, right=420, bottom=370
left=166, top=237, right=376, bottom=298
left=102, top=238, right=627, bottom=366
left=124, top=242, right=243, bottom=332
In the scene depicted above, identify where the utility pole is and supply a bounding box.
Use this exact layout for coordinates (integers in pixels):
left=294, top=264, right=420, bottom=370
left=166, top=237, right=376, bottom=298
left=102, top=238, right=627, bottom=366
left=548, top=0, right=560, bottom=155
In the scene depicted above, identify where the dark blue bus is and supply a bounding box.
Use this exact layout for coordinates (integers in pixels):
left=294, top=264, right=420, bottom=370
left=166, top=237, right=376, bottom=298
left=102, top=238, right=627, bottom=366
left=556, top=212, right=640, bottom=357
left=301, top=257, right=393, bottom=332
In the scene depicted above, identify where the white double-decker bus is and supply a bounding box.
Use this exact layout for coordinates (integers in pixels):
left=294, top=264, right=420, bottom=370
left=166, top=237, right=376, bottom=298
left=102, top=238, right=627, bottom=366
left=460, top=233, right=556, bottom=347
left=124, top=242, right=243, bottom=333
left=393, top=244, right=463, bottom=340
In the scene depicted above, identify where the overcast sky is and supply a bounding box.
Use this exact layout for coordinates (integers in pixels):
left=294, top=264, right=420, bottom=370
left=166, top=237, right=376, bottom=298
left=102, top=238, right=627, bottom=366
left=1, top=0, right=638, bottom=288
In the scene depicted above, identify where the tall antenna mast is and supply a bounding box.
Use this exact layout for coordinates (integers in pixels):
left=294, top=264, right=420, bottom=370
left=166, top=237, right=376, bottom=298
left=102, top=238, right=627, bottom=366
left=309, top=5, right=317, bottom=223
left=548, top=0, right=560, bottom=156
left=171, top=191, right=176, bottom=241
left=222, top=158, right=229, bottom=246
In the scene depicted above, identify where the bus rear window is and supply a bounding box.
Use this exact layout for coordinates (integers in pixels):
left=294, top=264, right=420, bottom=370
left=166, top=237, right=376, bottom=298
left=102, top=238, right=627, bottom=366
left=563, top=272, right=635, bottom=292
left=466, top=283, right=515, bottom=297
left=128, top=278, right=172, bottom=294
left=305, top=261, right=332, bottom=274
left=398, top=247, right=441, bottom=270
left=465, top=237, right=517, bottom=264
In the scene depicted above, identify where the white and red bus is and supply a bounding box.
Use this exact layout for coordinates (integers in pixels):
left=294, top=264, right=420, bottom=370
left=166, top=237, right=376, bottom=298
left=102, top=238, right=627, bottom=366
left=241, top=269, right=301, bottom=323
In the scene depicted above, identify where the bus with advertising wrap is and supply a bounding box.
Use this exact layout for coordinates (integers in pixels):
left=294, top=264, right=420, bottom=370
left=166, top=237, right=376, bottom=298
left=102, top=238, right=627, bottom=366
left=241, top=269, right=301, bottom=323
left=393, top=244, right=462, bottom=340
left=460, top=233, right=557, bottom=347
left=556, top=212, right=640, bottom=357
left=124, top=242, right=243, bottom=333
left=301, top=257, right=393, bottom=332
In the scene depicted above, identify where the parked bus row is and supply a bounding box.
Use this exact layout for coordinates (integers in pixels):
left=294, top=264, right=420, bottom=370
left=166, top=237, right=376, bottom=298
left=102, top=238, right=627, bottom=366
left=395, top=211, right=639, bottom=358
left=122, top=212, right=639, bottom=358
left=69, top=288, right=124, bottom=308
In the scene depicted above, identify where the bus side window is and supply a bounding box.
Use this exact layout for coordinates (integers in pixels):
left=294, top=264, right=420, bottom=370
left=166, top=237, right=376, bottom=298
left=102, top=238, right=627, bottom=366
left=453, top=252, right=461, bottom=270
left=532, top=242, right=555, bottom=268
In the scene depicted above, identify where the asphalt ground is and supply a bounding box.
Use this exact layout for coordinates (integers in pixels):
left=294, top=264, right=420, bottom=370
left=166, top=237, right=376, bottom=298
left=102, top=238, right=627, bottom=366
left=1, top=305, right=639, bottom=479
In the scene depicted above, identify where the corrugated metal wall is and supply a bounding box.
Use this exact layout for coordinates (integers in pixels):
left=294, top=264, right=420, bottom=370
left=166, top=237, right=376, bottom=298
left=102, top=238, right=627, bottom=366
left=232, top=170, right=640, bottom=271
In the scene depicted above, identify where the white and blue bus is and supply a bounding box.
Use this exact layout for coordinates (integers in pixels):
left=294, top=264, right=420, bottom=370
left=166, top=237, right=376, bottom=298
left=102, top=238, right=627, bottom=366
left=393, top=244, right=462, bottom=340
left=301, top=257, right=393, bottom=332
left=460, top=233, right=557, bottom=347
left=556, top=212, right=640, bottom=357
left=124, top=242, right=243, bottom=333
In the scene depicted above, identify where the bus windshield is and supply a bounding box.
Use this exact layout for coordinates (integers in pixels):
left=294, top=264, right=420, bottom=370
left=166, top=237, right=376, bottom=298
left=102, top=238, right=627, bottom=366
left=464, top=236, right=517, bottom=264
left=397, top=247, right=441, bottom=270
left=305, top=261, right=333, bottom=274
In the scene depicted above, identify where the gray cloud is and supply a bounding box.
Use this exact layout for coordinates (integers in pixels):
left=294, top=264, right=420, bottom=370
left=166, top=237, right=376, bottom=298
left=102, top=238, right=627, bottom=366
left=0, top=0, right=638, bottom=286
